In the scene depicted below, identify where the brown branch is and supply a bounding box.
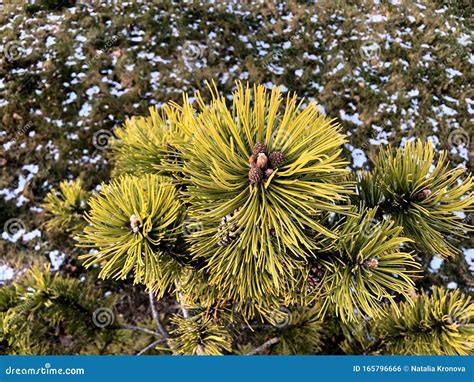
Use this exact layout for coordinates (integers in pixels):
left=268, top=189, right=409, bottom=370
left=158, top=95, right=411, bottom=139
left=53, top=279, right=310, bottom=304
left=121, top=324, right=162, bottom=337
left=148, top=290, right=169, bottom=339
left=246, top=337, right=280, bottom=355
left=136, top=338, right=167, bottom=356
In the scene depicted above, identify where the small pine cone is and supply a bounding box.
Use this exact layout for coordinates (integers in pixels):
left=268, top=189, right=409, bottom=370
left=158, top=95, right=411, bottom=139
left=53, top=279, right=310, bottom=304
left=196, top=344, right=205, bottom=355
left=249, top=154, right=257, bottom=165
left=415, top=189, right=431, bottom=201
left=264, top=168, right=274, bottom=181
left=249, top=166, right=263, bottom=185
left=307, top=263, right=325, bottom=293
left=363, top=258, right=379, bottom=269
left=252, top=142, right=266, bottom=156
left=268, top=151, right=284, bottom=169
left=129, top=214, right=141, bottom=234
left=256, top=153, right=268, bottom=169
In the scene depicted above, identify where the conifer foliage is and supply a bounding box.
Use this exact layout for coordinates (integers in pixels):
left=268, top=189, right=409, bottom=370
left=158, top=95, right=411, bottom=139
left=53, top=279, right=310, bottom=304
left=77, top=174, right=184, bottom=297
left=34, top=83, right=474, bottom=355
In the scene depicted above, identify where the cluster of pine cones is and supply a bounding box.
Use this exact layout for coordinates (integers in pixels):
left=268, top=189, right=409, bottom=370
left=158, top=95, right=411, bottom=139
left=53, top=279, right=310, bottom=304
left=248, top=142, right=284, bottom=185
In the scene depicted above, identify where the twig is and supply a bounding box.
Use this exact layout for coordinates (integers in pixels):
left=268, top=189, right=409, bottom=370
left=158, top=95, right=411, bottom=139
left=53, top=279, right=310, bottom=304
left=174, top=281, right=190, bottom=319
left=121, top=324, right=162, bottom=338
left=148, top=290, right=169, bottom=339
left=178, top=291, right=191, bottom=319
left=246, top=337, right=280, bottom=355
left=136, top=338, right=167, bottom=356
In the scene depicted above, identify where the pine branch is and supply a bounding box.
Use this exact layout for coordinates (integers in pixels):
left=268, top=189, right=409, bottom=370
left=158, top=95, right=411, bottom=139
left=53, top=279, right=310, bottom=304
left=136, top=338, right=167, bottom=356
left=246, top=337, right=280, bottom=355
left=148, top=290, right=169, bottom=339
left=121, top=324, right=162, bottom=338
left=178, top=291, right=191, bottom=319
left=175, top=281, right=190, bottom=319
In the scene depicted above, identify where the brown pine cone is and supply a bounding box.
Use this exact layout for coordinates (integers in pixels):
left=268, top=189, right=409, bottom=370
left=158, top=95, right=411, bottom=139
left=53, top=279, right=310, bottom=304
left=249, top=165, right=263, bottom=185
left=252, top=142, right=266, bottom=156
left=256, top=153, right=268, bottom=169
left=268, top=151, right=284, bottom=168
left=415, top=189, right=431, bottom=202
left=363, top=258, right=379, bottom=269
left=264, top=168, right=274, bottom=180
left=307, top=263, right=325, bottom=293
left=249, top=154, right=257, bottom=165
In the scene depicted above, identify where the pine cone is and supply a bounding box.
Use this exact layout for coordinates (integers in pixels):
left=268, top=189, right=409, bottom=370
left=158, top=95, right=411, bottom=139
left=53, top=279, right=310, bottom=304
left=307, top=263, right=325, bottom=293
left=129, top=214, right=141, bottom=234
left=249, top=154, right=257, bottom=166
left=196, top=345, right=205, bottom=355
left=363, top=258, right=379, bottom=269
left=268, top=151, right=284, bottom=168
left=249, top=166, right=263, bottom=185
left=252, top=142, right=266, bottom=156
left=256, top=153, right=268, bottom=169
left=264, top=168, right=274, bottom=181
left=415, top=189, right=431, bottom=201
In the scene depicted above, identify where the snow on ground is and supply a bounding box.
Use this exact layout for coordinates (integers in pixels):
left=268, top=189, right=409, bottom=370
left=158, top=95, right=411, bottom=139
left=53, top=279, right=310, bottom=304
left=0, top=1, right=471, bottom=286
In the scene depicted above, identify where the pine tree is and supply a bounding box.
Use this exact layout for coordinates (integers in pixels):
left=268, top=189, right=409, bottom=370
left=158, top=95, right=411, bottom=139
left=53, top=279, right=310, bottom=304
left=31, top=82, right=474, bottom=355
